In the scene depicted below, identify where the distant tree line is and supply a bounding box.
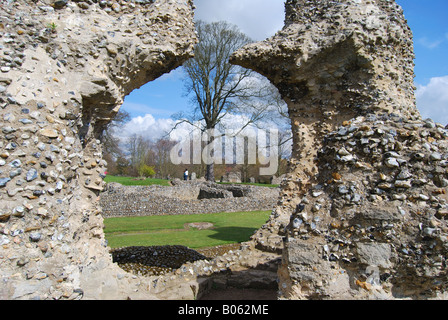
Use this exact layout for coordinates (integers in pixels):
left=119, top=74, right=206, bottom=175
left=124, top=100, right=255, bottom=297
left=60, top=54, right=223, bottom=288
left=102, top=113, right=290, bottom=182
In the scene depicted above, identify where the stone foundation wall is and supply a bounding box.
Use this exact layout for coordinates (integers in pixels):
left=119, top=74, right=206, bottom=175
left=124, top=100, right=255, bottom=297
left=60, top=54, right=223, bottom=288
left=100, top=182, right=279, bottom=217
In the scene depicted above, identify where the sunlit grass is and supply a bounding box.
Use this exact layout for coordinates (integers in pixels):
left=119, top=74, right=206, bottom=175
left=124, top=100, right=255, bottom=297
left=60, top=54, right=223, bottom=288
left=103, top=210, right=271, bottom=249
left=104, top=175, right=171, bottom=186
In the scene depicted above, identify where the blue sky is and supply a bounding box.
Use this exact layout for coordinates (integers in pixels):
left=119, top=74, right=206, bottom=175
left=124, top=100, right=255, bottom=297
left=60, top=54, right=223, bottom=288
left=396, top=0, right=448, bottom=83
left=121, top=0, right=448, bottom=139
left=396, top=0, right=448, bottom=122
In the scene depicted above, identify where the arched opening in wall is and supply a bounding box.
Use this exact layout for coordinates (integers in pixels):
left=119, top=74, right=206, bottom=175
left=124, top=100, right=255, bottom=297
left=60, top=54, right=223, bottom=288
left=102, top=0, right=289, bottom=183
left=104, top=67, right=292, bottom=183
left=100, top=1, right=289, bottom=298
left=100, top=65, right=292, bottom=263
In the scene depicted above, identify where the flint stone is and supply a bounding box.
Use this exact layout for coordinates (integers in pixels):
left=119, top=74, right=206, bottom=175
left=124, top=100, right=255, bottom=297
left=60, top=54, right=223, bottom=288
left=9, top=168, right=22, bottom=178
left=292, top=218, right=303, bottom=229
left=9, top=159, right=21, bottom=168
left=340, top=154, right=356, bottom=162
left=26, top=168, right=38, bottom=182
left=338, top=186, right=349, bottom=194
left=397, top=169, right=412, bottom=180
left=359, top=208, right=403, bottom=222
left=356, top=243, right=392, bottom=269
left=395, top=180, right=412, bottom=188
left=29, top=232, right=42, bottom=242
left=2, top=126, right=15, bottom=134
left=53, top=0, right=68, bottom=9
left=0, top=177, right=11, bottom=187
left=430, top=152, right=442, bottom=161
left=385, top=158, right=399, bottom=168
left=39, top=128, right=59, bottom=138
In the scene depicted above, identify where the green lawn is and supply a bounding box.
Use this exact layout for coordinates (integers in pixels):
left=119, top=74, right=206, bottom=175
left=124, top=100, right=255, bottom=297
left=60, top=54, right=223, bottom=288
left=104, top=175, right=171, bottom=186
left=103, top=211, right=271, bottom=249
left=104, top=175, right=279, bottom=188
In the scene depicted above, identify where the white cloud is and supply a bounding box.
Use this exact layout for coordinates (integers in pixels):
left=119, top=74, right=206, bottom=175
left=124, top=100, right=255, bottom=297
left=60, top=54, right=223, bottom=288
left=116, top=111, right=292, bottom=165
left=118, top=113, right=203, bottom=144
left=194, top=0, right=285, bottom=41
left=120, top=114, right=176, bottom=141
left=416, top=75, right=448, bottom=125
left=417, top=37, right=443, bottom=49
left=118, top=110, right=289, bottom=141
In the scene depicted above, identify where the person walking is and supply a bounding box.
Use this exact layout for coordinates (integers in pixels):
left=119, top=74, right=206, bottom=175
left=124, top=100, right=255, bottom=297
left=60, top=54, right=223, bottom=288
left=184, top=169, right=189, bottom=181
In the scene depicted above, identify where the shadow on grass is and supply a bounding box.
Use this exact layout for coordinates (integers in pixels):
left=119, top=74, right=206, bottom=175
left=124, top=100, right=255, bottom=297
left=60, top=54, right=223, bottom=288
left=207, top=226, right=259, bottom=243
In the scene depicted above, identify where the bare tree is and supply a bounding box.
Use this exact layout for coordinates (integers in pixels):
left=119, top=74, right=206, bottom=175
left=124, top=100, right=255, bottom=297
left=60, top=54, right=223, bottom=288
left=173, top=21, right=293, bottom=182
left=127, top=134, right=151, bottom=176
left=175, top=21, right=258, bottom=181
left=153, top=138, right=177, bottom=179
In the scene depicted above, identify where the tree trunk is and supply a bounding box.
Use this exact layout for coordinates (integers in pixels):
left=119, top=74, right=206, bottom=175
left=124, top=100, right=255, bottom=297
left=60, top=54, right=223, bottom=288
left=206, top=163, right=215, bottom=182
left=204, top=126, right=216, bottom=182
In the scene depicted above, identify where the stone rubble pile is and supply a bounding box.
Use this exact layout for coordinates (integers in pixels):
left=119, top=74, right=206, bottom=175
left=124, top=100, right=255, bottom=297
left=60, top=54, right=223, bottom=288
left=111, top=245, right=208, bottom=276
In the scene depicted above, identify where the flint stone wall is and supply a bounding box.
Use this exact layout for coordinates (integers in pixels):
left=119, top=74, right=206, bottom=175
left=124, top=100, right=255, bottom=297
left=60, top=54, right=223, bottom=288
left=100, top=181, right=279, bottom=217
left=231, top=0, right=448, bottom=299
left=0, top=0, right=199, bottom=300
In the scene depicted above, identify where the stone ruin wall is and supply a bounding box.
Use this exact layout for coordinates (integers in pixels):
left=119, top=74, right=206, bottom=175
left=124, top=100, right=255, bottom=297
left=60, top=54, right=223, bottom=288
left=232, top=0, right=448, bottom=299
left=1, top=0, right=448, bottom=300
left=100, top=182, right=278, bottom=218
left=0, top=0, right=198, bottom=300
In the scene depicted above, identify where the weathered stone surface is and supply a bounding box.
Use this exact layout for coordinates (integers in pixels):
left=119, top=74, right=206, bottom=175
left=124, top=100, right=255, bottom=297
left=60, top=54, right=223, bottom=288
left=0, top=0, right=197, bottom=300
left=198, top=185, right=233, bottom=200
left=356, top=243, right=392, bottom=269
left=39, top=128, right=59, bottom=139
left=220, top=172, right=242, bottom=183
left=3, top=0, right=448, bottom=301
left=231, top=0, right=448, bottom=300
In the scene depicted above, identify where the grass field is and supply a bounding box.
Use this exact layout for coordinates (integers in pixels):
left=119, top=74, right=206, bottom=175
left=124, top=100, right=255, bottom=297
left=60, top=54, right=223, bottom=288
left=104, top=175, right=278, bottom=188
left=103, top=210, right=271, bottom=249
left=104, top=175, right=171, bottom=186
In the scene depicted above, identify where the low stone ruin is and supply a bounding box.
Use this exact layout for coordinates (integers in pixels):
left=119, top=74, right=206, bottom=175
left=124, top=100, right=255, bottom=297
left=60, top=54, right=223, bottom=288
left=220, top=172, right=242, bottom=183
left=197, top=184, right=233, bottom=199
left=100, top=181, right=278, bottom=217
